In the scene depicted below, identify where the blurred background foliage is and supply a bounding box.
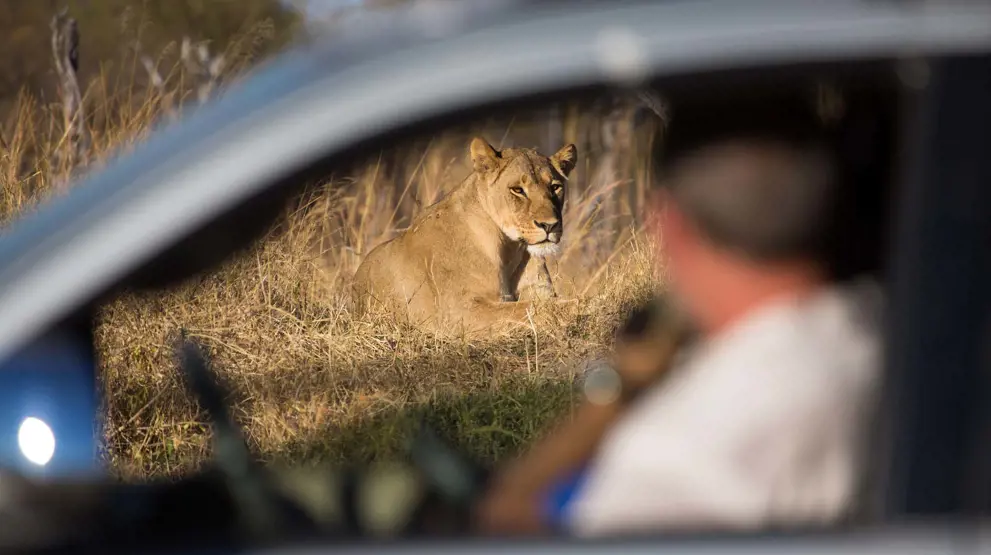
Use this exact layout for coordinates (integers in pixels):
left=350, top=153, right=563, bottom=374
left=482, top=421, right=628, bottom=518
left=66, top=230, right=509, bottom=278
left=0, top=0, right=304, bottom=116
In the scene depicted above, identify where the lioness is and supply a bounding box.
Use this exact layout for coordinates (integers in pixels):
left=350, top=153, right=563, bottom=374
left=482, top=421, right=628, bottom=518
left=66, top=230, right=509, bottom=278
left=353, top=137, right=577, bottom=333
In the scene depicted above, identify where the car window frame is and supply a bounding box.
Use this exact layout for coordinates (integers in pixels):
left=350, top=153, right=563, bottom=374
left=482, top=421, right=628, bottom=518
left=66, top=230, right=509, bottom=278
left=0, top=3, right=988, bottom=550
left=2, top=1, right=991, bottom=366
left=880, top=52, right=991, bottom=518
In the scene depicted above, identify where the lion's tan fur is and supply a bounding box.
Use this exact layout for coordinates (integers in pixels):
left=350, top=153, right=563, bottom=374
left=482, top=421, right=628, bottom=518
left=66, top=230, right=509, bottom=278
left=353, top=137, right=577, bottom=333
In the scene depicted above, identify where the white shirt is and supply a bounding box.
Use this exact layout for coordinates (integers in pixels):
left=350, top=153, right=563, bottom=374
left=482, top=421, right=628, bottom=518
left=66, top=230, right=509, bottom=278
left=566, top=280, right=884, bottom=536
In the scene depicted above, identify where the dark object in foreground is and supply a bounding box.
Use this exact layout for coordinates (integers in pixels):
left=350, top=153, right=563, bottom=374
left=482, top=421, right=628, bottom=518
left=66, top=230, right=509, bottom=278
left=0, top=337, right=488, bottom=553
left=0, top=297, right=685, bottom=553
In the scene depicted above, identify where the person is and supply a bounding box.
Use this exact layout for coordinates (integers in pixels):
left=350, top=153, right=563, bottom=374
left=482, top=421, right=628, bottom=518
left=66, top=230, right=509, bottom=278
left=473, top=87, right=885, bottom=537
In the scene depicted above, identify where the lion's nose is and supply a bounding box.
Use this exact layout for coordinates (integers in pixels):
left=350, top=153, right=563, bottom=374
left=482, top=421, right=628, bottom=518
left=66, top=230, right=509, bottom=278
left=535, top=219, right=562, bottom=235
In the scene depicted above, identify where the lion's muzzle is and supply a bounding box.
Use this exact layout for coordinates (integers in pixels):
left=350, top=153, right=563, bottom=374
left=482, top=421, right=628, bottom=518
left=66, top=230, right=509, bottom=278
left=534, top=219, right=562, bottom=243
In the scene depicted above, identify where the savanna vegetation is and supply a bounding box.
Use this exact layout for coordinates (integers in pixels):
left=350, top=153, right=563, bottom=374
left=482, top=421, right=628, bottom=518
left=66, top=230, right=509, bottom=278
left=0, top=1, right=662, bottom=478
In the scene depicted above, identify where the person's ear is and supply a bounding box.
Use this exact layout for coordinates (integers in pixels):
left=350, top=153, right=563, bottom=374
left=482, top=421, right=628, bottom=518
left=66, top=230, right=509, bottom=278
left=469, top=137, right=501, bottom=174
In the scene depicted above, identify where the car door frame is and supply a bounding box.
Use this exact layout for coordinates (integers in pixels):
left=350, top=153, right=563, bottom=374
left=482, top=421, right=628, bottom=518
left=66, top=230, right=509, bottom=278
left=0, top=1, right=989, bottom=551
left=880, top=52, right=991, bottom=518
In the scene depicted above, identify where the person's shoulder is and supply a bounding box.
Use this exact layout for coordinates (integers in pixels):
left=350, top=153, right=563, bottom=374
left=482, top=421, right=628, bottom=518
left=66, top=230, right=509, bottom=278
left=806, top=277, right=884, bottom=355
left=707, top=278, right=883, bottom=385
left=772, top=276, right=884, bottom=386
left=830, top=276, right=885, bottom=337
left=631, top=279, right=884, bottom=415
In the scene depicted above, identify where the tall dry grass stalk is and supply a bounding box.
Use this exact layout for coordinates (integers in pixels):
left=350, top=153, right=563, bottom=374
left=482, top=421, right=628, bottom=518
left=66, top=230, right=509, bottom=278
left=1, top=18, right=665, bottom=478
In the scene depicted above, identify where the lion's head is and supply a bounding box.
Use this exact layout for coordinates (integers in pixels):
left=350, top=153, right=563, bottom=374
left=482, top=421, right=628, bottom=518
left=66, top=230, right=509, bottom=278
left=468, top=137, right=577, bottom=257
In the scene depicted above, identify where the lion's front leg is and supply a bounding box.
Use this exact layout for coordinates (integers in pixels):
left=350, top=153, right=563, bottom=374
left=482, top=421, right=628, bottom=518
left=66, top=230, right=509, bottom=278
left=499, top=284, right=517, bottom=303
left=535, top=257, right=557, bottom=299
left=499, top=248, right=531, bottom=302
left=467, top=297, right=535, bottom=331
left=461, top=296, right=579, bottom=334
left=498, top=264, right=519, bottom=302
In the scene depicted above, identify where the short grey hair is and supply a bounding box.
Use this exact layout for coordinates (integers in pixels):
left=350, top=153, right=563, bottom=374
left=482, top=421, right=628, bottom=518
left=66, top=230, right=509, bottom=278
left=662, top=138, right=836, bottom=262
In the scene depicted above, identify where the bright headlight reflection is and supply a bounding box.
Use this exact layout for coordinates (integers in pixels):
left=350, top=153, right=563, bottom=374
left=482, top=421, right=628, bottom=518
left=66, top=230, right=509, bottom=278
left=18, top=417, right=56, bottom=466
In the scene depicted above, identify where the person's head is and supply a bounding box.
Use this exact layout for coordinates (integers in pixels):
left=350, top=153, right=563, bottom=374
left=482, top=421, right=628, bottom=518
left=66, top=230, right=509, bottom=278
left=650, top=88, right=837, bottom=333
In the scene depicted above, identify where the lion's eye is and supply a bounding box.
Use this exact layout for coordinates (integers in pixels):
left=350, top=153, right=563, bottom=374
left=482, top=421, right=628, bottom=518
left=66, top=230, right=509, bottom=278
left=552, top=184, right=564, bottom=195
left=510, top=186, right=527, bottom=197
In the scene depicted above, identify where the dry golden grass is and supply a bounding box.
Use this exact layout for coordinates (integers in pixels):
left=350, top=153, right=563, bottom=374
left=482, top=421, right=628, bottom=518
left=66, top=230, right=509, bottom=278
left=1, top=31, right=662, bottom=479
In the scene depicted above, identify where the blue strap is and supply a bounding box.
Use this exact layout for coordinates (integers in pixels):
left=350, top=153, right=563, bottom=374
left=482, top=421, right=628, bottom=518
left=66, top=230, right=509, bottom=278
left=542, top=466, right=588, bottom=530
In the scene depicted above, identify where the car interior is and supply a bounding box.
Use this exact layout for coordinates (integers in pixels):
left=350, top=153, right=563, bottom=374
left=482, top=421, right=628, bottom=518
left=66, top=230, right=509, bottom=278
left=1, top=48, right=989, bottom=551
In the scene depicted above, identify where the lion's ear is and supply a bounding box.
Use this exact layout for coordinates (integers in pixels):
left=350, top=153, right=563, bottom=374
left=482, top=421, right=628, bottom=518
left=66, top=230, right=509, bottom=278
left=469, top=137, right=500, bottom=173
left=551, top=143, right=577, bottom=177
